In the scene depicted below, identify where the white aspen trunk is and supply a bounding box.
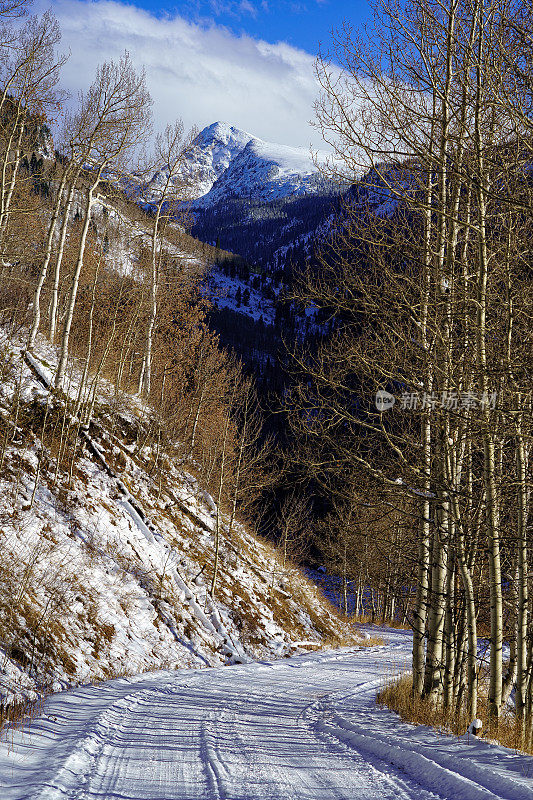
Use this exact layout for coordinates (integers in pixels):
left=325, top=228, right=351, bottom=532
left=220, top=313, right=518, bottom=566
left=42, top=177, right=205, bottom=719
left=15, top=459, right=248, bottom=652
left=525, top=640, right=533, bottom=748
left=454, top=184, right=478, bottom=719
left=0, top=109, right=23, bottom=239
left=424, top=498, right=449, bottom=707
left=476, top=155, right=503, bottom=724
left=55, top=171, right=102, bottom=390
left=28, top=170, right=69, bottom=350
left=426, top=0, right=464, bottom=710
left=140, top=138, right=181, bottom=397
left=369, top=584, right=376, bottom=622
left=382, top=576, right=390, bottom=624
left=49, top=181, right=77, bottom=342
left=412, top=109, right=436, bottom=698
left=479, top=225, right=503, bottom=723
left=471, top=0, right=503, bottom=723
left=443, top=553, right=456, bottom=710
left=515, top=410, right=529, bottom=730
left=74, top=255, right=100, bottom=419
left=453, top=605, right=468, bottom=711
left=0, top=134, right=24, bottom=239
left=412, top=393, right=431, bottom=695
left=501, top=587, right=517, bottom=708
left=457, top=526, right=478, bottom=719
left=139, top=202, right=162, bottom=396
left=342, top=557, right=348, bottom=615
left=0, top=124, right=24, bottom=232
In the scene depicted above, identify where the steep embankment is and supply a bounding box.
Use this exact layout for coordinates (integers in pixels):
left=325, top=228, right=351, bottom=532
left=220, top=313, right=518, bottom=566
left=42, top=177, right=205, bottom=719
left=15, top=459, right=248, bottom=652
left=0, top=334, right=359, bottom=713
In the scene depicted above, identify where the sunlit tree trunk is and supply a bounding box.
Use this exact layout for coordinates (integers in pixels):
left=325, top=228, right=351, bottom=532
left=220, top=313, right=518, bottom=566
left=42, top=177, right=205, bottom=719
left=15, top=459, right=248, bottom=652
left=55, top=169, right=103, bottom=389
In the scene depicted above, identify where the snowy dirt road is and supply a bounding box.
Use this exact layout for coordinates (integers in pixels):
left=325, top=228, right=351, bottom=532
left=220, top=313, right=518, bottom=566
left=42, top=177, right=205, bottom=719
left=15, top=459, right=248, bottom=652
left=1, top=629, right=532, bottom=800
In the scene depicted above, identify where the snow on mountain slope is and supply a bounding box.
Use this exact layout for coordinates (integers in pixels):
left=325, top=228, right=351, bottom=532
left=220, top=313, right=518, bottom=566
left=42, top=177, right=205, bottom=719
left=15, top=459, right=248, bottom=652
left=193, top=135, right=328, bottom=207
left=205, top=269, right=277, bottom=325
left=1, top=629, right=531, bottom=800
left=142, top=122, right=254, bottom=203
left=0, top=333, right=359, bottom=713
left=139, top=122, right=329, bottom=208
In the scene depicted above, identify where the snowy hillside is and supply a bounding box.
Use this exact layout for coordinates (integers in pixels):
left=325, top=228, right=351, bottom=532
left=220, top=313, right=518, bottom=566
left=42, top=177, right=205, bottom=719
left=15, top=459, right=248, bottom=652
left=0, top=333, right=359, bottom=713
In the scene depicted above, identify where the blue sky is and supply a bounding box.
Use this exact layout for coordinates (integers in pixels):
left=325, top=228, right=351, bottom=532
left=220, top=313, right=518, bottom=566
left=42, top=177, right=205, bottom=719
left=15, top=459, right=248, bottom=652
left=126, top=1, right=372, bottom=54
left=44, top=0, right=372, bottom=148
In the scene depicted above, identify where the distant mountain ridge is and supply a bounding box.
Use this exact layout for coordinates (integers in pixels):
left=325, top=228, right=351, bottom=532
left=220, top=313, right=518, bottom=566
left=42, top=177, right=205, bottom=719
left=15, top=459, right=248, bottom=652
left=142, top=121, right=330, bottom=208
left=191, top=129, right=330, bottom=207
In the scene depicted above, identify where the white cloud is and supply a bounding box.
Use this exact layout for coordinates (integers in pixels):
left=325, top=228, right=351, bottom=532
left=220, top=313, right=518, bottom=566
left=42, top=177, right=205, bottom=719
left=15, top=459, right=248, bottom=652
left=39, top=0, right=329, bottom=149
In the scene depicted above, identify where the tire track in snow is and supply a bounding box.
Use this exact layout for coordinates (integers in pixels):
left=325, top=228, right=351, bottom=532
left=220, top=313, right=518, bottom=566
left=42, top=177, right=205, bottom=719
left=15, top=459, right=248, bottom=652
left=297, top=682, right=441, bottom=800
left=300, top=691, right=441, bottom=800
left=80, top=679, right=208, bottom=800
left=301, top=674, right=533, bottom=800
left=199, top=714, right=230, bottom=800
left=29, top=684, right=162, bottom=800
left=1, top=632, right=531, bottom=800
left=320, top=712, right=531, bottom=800
left=206, top=693, right=349, bottom=800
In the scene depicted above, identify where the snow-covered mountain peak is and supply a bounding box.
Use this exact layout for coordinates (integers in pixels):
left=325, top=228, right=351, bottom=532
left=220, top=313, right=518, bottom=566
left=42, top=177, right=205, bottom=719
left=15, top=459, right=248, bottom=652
left=182, top=122, right=254, bottom=198
left=140, top=122, right=255, bottom=203
left=191, top=129, right=329, bottom=207
left=139, top=122, right=330, bottom=207
left=196, top=121, right=253, bottom=150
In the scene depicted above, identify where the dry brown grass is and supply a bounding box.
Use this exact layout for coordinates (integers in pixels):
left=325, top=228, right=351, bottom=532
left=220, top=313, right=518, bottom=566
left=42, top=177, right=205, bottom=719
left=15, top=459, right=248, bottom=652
left=0, top=691, right=48, bottom=739
left=358, top=633, right=386, bottom=646
left=355, top=612, right=410, bottom=630
left=319, top=631, right=386, bottom=649
left=377, top=673, right=533, bottom=756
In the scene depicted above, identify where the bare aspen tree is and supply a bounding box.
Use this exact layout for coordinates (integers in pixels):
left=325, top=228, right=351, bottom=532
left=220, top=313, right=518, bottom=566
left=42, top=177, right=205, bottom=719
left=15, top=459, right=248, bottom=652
left=138, top=120, right=197, bottom=396
left=226, top=376, right=273, bottom=540
left=0, top=11, right=64, bottom=256
left=54, top=54, right=152, bottom=389
left=277, top=490, right=310, bottom=571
